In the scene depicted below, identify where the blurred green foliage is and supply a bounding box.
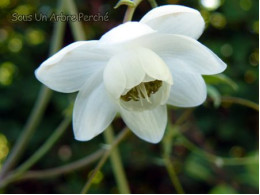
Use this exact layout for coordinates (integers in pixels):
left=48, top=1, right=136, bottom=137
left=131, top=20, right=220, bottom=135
left=0, top=0, right=258, bottom=193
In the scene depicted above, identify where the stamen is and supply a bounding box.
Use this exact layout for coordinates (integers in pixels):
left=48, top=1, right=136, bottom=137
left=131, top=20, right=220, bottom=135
left=120, top=80, right=162, bottom=104
left=136, top=87, right=143, bottom=106
left=139, top=83, right=151, bottom=103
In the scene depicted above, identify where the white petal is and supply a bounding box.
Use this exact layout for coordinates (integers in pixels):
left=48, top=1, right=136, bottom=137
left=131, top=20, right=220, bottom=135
left=104, top=47, right=173, bottom=100
left=100, top=22, right=154, bottom=45
left=73, top=75, right=117, bottom=141
left=120, top=105, right=167, bottom=143
left=131, top=34, right=227, bottom=75
left=140, top=5, right=205, bottom=39
left=35, top=41, right=110, bottom=93
left=137, top=48, right=173, bottom=84
left=103, top=51, right=145, bottom=99
left=167, top=68, right=207, bottom=107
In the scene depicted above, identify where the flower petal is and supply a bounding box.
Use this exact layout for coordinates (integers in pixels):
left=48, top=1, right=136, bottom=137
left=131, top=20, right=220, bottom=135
left=140, top=5, right=205, bottom=39
left=35, top=41, right=109, bottom=93
left=73, top=73, right=117, bottom=141
left=120, top=105, right=167, bottom=143
left=100, top=22, right=154, bottom=45
left=103, top=47, right=173, bottom=100
left=103, top=50, right=144, bottom=99
left=131, top=34, right=227, bottom=75
left=167, top=68, right=207, bottom=107
left=137, top=48, right=173, bottom=84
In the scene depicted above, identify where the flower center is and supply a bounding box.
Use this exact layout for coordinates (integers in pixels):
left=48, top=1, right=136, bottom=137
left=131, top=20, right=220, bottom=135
left=120, top=80, right=162, bottom=104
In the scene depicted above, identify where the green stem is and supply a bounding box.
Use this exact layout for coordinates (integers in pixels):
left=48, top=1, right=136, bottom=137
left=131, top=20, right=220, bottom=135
left=0, top=87, right=52, bottom=178
left=161, top=109, right=194, bottom=193
left=81, top=128, right=130, bottom=194
left=221, top=96, right=259, bottom=111
left=178, top=133, right=259, bottom=166
left=147, top=0, right=158, bottom=8
left=163, top=154, right=185, bottom=194
left=0, top=0, right=66, bottom=179
left=0, top=116, right=71, bottom=189
left=103, top=126, right=130, bottom=194
left=64, top=0, right=86, bottom=40
left=123, top=0, right=143, bottom=23
left=20, top=149, right=105, bottom=180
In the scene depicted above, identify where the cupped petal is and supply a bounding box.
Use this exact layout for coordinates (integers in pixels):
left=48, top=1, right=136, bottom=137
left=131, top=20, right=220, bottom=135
left=130, top=34, right=227, bottom=75
left=140, top=5, right=205, bottom=39
left=100, top=22, right=154, bottom=45
left=137, top=48, right=173, bottom=84
left=167, top=68, right=207, bottom=107
left=103, top=49, right=146, bottom=99
left=120, top=105, right=167, bottom=143
left=103, top=47, right=173, bottom=100
left=35, top=41, right=110, bottom=93
left=73, top=72, right=117, bottom=141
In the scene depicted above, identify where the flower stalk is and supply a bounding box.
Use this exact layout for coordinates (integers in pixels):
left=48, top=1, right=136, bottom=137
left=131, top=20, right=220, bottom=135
left=103, top=126, right=130, bottom=193
left=123, top=0, right=143, bottom=23
left=64, top=0, right=86, bottom=40
left=147, top=0, right=158, bottom=8
left=81, top=128, right=131, bottom=194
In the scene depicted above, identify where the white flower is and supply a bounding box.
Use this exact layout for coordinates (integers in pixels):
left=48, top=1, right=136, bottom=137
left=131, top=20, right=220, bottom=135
left=35, top=5, right=226, bottom=143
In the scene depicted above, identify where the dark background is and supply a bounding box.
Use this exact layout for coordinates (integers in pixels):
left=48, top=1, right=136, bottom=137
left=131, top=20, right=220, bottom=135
left=0, top=0, right=258, bottom=193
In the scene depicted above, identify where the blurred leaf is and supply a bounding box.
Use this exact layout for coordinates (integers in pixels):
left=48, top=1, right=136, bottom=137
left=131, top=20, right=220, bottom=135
left=184, top=154, right=213, bottom=181
left=237, top=151, right=259, bottom=189
left=203, top=74, right=238, bottom=90
left=209, top=184, right=238, bottom=194
left=207, top=85, right=221, bottom=107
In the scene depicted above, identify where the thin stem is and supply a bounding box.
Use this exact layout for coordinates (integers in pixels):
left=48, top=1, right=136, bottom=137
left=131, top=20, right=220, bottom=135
left=123, top=0, right=143, bottom=23
left=81, top=128, right=130, bottom=194
left=0, top=116, right=71, bottom=189
left=103, top=126, right=130, bottom=194
left=162, top=111, right=192, bottom=194
left=0, top=0, right=66, bottom=179
left=163, top=154, right=185, bottom=194
left=0, top=87, right=52, bottom=178
left=178, top=133, right=259, bottom=166
left=20, top=149, right=105, bottom=180
left=147, top=0, right=158, bottom=8
left=221, top=96, right=259, bottom=111
left=64, top=0, right=86, bottom=40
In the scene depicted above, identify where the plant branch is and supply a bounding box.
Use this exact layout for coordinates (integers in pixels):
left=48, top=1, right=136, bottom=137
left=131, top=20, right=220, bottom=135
left=80, top=128, right=130, bottom=194
left=20, top=149, right=104, bottom=180
left=123, top=0, right=143, bottom=23
left=0, top=87, right=52, bottom=179
left=163, top=153, right=185, bottom=194
left=64, top=0, right=86, bottom=40
left=177, top=132, right=259, bottom=167
left=147, top=0, right=158, bottom=8
left=0, top=116, right=71, bottom=189
left=103, top=126, right=130, bottom=193
left=221, top=96, right=259, bottom=111
left=161, top=110, right=193, bottom=193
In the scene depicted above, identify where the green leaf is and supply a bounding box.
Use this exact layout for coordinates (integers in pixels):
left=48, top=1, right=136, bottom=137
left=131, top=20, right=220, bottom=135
left=237, top=151, right=259, bottom=188
left=203, top=74, right=238, bottom=90
left=209, top=184, right=238, bottom=194
left=207, top=85, right=221, bottom=108
left=184, top=154, right=212, bottom=181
